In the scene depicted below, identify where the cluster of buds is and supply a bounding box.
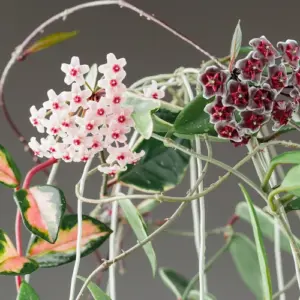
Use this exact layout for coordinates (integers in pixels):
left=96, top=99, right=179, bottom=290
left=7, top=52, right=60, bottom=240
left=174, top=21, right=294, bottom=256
left=199, top=36, right=300, bottom=146
left=28, top=54, right=145, bottom=175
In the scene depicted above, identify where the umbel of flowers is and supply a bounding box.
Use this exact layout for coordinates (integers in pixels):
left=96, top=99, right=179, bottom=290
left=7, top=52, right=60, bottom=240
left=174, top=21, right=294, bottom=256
left=28, top=54, right=146, bottom=175
left=199, top=36, right=300, bottom=146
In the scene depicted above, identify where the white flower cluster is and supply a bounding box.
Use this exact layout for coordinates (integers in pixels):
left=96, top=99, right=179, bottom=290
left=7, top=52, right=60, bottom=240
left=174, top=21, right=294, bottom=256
left=28, top=54, right=146, bottom=175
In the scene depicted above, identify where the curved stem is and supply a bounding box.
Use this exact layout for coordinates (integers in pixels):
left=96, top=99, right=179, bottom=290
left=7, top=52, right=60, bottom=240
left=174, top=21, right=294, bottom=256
left=15, top=190, right=22, bottom=292
left=273, top=275, right=298, bottom=299
left=69, top=157, right=94, bottom=300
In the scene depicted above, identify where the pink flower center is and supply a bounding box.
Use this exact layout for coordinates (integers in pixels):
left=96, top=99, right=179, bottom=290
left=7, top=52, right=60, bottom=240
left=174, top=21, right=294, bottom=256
left=63, top=155, right=71, bottom=161
left=152, top=93, right=158, bottom=99
left=33, top=118, right=39, bottom=125
left=112, top=132, right=120, bottom=139
left=86, top=123, right=94, bottom=131
left=92, top=142, right=100, bottom=148
left=49, top=147, right=56, bottom=153
left=110, top=79, right=118, bottom=87
left=51, top=127, right=59, bottom=134
left=117, top=154, right=125, bottom=160
left=74, top=95, right=82, bottom=103
left=73, top=139, right=81, bottom=146
left=81, top=156, right=89, bottom=162
left=118, top=115, right=126, bottom=123
left=113, top=64, right=121, bottom=72
left=113, top=96, right=121, bottom=104
left=62, top=121, right=70, bottom=127
left=97, top=108, right=105, bottom=116
left=70, top=68, right=78, bottom=76
left=52, top=102, right=60, bottom=110
left=257, top=41, right=274, bottom=58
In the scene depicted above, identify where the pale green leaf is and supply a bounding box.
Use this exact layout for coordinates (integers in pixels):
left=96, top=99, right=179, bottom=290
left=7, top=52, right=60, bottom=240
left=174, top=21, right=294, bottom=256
left=17, top=282, right=40, bottom=300
left=85, top=64, right=98, bottom=92
left=229, top=20, right=242, bottom=70
left=281, top=164, right=300, bottom=197
left=77, top=276, right=111, bottom=300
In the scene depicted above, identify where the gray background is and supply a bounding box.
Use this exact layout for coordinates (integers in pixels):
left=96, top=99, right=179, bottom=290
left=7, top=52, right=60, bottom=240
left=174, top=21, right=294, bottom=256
left=0, top=0, right=299, bottom=299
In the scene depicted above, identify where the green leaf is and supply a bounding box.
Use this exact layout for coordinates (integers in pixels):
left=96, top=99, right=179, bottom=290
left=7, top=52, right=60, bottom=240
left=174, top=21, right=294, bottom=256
left=118, top=136, right=190, bottom=192
left=268, top=151, right=300, bottom=169
left=239, top=46, right=252, bottom=55
left=236, top=202, right=295, bottom=253
left=136, top=199, right=159, bottom=215
left=0, top=229, right=38, bottom=275
left=188, top=291, right=216, bottom=300
left=17, top=282, right=40, bottom=300
left=229, top=233, right=263, bottom=299
left=239, top=185, right=272, bottom=299
left=285, top=197, right=300, bottom=213
left=14, top=185, right=66, bottom=243
left=229, top=20, right=242, bottom=71
left=159, top=268, right=189, bottom=298
left=173, top=94, right=217, bottom=136
left=281, top=164, right=300, bottom=197
left=123, top=92, right=160, bottom=139
left=0, top=144, right=21, bottom=188
left=27, top=215, right=112, bottom=268
left=85, top=64, right=98, bottom=92
left=118, top=196, right=157, bottom=275
left=77, top=276, right=111, bottom=300
left=152, top=114, right=173, bottom=133
left=23, top=31, right=78, bottom=56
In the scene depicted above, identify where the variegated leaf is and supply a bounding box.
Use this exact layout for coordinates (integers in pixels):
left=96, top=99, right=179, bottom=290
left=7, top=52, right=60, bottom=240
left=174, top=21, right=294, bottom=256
left=14, top=185, right=66, bottom=243
left=0, top=145, right=21, bottom=188
left=27, top=215, right=112, bottom=267
left=0, top=229, right=38, bottom=275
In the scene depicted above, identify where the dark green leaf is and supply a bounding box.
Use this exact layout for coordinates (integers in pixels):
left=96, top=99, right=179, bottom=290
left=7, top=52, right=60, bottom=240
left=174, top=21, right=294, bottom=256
left=17, top=282, right=40, bottom=300
left=173, top=94, right=217, bottom=136
left=0, top=144, right=21, bottom=188
left=285, top=197, right=300, bottom=213
left=159, top=268, right=189, bottom=298
left=118, top=196, right=157, bottom=275
left=118, top=136, right=190, bottom=192
left=236, top=202, right=295, bottom=253
left=239, top=185, right=272, bottom=299
left=24, top=31, right=78, bottom=56
left=229, top=233, right=263, bottom=299
left=77, top=276, right=111, bottom=300
left=14, top=185, right=66, bottom=243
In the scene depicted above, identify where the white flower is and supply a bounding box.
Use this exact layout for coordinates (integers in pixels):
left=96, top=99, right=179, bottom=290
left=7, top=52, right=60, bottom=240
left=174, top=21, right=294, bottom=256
left=104, top=122, right=130, bottom=145
left=61, top=56, right=90, bottom=85
left=98, top=164, right=126, bottom=175
left=143, top=80, right=165, bottom=99
left=29, top=106, right=46, bottom=133
left=64, top=83, right=92, bottom=112
left=98, top=53, right=127, bottom=76
left=98, top=71, right=126, bottom=91
left=28, top=137, right=45, bottom=157
left=107, top=106, right=134, bottom=127
left=43, top=89, right=67, bottom=113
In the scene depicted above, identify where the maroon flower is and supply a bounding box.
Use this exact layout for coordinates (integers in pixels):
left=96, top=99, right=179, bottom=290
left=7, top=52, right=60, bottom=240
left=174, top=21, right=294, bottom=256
left=235, top=52, right=265, bottom=83
left=267, top=64, right=288, bottom=93
left=204, top=96, right=235, bottom=123
left=249, top=36, right=279, bottom=65
left=239, top=111, right=270, bottom=134
left=199, top=66, right=229, bottom=99
left=248, top=85, right=275, bottom=113
left=290, top=68, right=300, bottom=90
left=277, top=39, right=300, bottom=68
left=215, top=121, right=243, bottom=142
left=223, top=80, right=249, bottom=110
left=231, top=136, right=251, bottom=147
left=271, top=100, right=297, bottom=130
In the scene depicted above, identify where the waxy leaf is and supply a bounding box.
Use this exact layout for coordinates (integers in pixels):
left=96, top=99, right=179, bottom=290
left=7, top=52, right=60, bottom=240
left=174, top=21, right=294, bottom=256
left=285, top=197, right=300, bottom=213
left=281, top=164, right=300, bottom=197
left=118, top=136, right=190, bottom=192
left=85, top=64, right=98, bottom=92
left=17, top=282, right=40, bottom=300
left=239, top=185, right=272, bottom=299
left=0, top=229, right=38, bottom=275
left=173, top=95, right=217, bottom=136
left=118, top=196, right=157, bottom=275
left=188, top=291, right=216, bottom=300
left=14, top=185, right=66, bottom=243
left=236, top=202, right=296, bottom=253
left=27, top=215, right=112, bottom=268
left=136, top=199, right=159, bottom=215
left=123, top=92, right=160, bottom=139
left=229, top=20, right=242, bottom=71
left=0, top=144, right=21, bottom=188
left=23, top=31, right=78, bottom=57
left=159, top=268, right=189, bottom=298
left=77, top=276, right=111, bottom=300
left=229, top=234, right=263, bottom=298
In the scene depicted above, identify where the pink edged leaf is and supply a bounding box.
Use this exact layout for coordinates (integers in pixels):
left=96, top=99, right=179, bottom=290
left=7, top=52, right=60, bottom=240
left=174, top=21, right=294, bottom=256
left=27, top=215, right=112, bottom=268
left=14, top=185, right=66, bottom=244
left=0, top=144, right=21, bottom=188
left=0, top=229, right=38, bottom=275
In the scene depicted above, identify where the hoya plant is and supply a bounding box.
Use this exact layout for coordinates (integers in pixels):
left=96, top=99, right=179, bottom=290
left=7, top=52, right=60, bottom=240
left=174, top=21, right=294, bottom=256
left=1, top=1, right=300, bottom=299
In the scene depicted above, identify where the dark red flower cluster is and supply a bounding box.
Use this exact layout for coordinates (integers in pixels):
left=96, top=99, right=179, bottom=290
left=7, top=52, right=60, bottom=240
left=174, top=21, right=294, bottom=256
left=200, top=36, right=300, bottom=146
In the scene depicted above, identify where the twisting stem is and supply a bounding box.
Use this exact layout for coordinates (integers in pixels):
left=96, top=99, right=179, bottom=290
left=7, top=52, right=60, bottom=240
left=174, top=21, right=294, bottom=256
left=273, top=275, right=298, bottom=299
left=69, top=157, right=94, bottom=300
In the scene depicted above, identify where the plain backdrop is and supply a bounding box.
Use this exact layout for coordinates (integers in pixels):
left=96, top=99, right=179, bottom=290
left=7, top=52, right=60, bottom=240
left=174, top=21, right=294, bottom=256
left=0, top=0, right=300, bottom=299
